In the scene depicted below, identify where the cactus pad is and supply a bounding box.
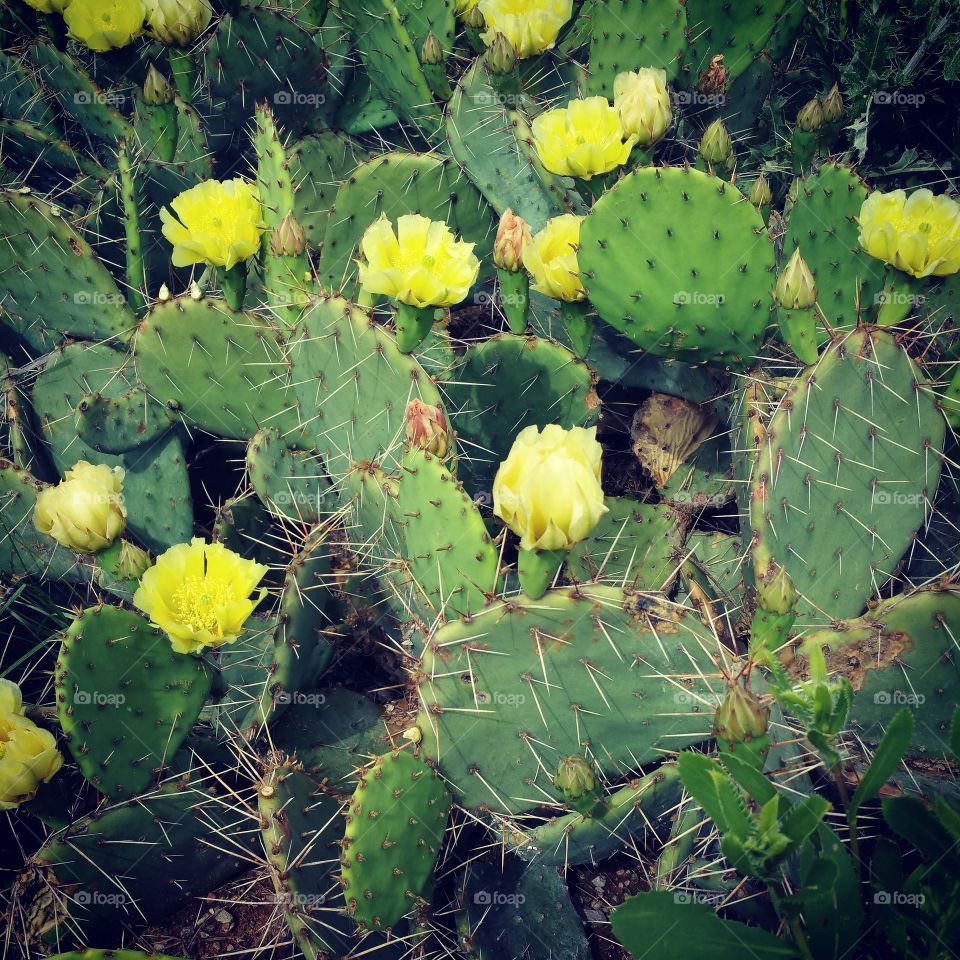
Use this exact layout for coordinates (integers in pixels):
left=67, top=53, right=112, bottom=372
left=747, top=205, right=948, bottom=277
left=286, top=296, right=444, bottom=477
left=55, top=605, right=212, bottom=798
left=750, top=329, right=945, bottom=622
left=580, top=166, right=775, bottom=368
left=418, top=586, right=724, bottom=813
left=135, top=296, right=298, bottom=441
left=341, top=748, right=452, bottom=930
left=445, top=334, right=599, bottom=483
left=567, top=497, right=688, bottom=591
left=588, top=0, right=687, bottom=92
left=0, top=190, right=135, bottom=351
left=246, top=427, right=330, bottom=524
left=782, top=163, right=887, bottom=329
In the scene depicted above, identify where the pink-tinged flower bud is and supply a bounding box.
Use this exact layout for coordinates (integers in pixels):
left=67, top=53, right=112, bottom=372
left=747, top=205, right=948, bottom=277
left=405, top=400, right=451, bottom=457
left=270, top=211, right=308, bottom=258
left=493, top=209, right=532, bottom=273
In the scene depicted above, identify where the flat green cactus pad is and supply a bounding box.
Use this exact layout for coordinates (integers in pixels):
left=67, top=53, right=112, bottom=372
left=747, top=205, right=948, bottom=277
left=418, top=586, right=724, bottom=813
left=341, top=749, right=452, bottom=929
left=751, top=328, right=945, bottom=622
left=135, top=296, right=298, bottom=441
left=0, top=190, right=135, bottom=351
left=286, top=296, right=444, bottom=477
left=580, top=166, right=775, bottom=368
left=782, top=163, right=887, bottom=330
left=56, top=605, right=212, bottom=798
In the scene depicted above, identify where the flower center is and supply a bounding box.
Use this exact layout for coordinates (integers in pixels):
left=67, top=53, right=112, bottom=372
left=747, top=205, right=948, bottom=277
left=171, top=575, right=230, bottom=633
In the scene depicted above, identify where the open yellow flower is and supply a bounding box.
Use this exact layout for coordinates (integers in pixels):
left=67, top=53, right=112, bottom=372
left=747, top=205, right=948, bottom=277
left=493, top=424, right=607, bottom=551
left=133, top=538, right=269, bottom=655
left=858, top=188, right=960, bottom=278
left=0, top=679, right=63, bottom=811
left=357, top=214, right=480, bottom=309
left=523, top=214, right=585, bottom=303
left=34, top=461, right=126, bottom=553
left=614, top=69, right=672, bottom=147
left=478, top=0, right=572, bottom=58
left=160, top=179, right=265, bottom=270
left=63, top=0, right=146, bottom=52
left=532, top=97, right=637, bottom=180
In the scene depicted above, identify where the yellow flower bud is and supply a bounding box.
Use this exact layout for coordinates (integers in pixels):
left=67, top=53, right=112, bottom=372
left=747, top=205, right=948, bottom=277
left=613, top=68, right=672, bottom=147
left=455, top=0, right=479, bottom=12
left=461, top=5, right=484, bottom=27
left=115, top=540, right=152, bottom=580
left=493, top=424, right=608, bottom=551
left=858, top=188, right=960, bottom=278
left=532, top=97, right=637, bottom=181
left=144, top=64, right=175, bottom=106
left=478, top=0, right=573, bottom=59
left=713, top=682, right=769, bottom=744
left=487, top=31, right=518, bottom=74
left=748, top=174, right=773, bottom=208
left=405, top=400, right=452, bottom=457
left=160, top=179, right=265, bottom=270
left=494, top=209, right=532, bottom=273
left=775, top=248, right=818, bottom=309
left=822, top=84, right=843, bottom=123
left=0, top=679, right=63, bottom=811
left=133, top=538, right=269, bottom=655
left=403, top=726, right=423, bottom=744
left=63, top=0, right=146, bottom=52
left=522, top=214, right=585, bottom=303
left=270, top=211, right=308, bottom=258
left=34, top=461, right=126, bottom=552
left=421, top=31, right=443, bottom=66
left=357, top=214, right=480, bottom=309
left=796, top=96, right=824, bottom=132
left=699, top=118, right=733, bottom=166
left=145, top=0, right=212, bottom=47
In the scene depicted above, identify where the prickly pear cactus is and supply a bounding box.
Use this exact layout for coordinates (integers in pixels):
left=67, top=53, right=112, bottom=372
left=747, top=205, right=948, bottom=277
left=2, top=4, right=959, bottom=959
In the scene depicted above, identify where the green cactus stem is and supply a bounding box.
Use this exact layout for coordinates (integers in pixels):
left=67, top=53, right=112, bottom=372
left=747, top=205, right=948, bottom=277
left=518, top=546, right=566, bottom=599
left=497, top=268, right=530, bottom=334
left=395, top=302, right=436, bottom=354
left=118, top=141, right=146, bottom=315
left=560, top=300, right=594, bottom=358
left=167, top=47, right=196, bottom=104
left=220, top=261, right=248, bottom=311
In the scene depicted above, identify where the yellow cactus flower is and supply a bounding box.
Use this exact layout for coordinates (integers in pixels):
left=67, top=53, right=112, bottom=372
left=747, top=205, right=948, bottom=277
left=357, top=214, right=480, bottom=309
left=63, top=0, right=146, bottom=52
left=145, top=0, right=213, bottom=47
left=493, top=424, right=607, bottom=551
left=133, top=538, right=269, bottom=655
left=613, top=69, right=673, bottom=147
left=160, top=179, right=265, bottom=270
left=523, top=214, right=585, bottom=303
left=22, top=0, right=72, bottom=12
left=0, top=678, right=63, bottom=811
left=858, top=189, right=960, bottom=278
left=532, top=97, right=637, bottom=180
left=34, top=461, right=126, bottom=553
left=478, top=0, right=573, bottom=59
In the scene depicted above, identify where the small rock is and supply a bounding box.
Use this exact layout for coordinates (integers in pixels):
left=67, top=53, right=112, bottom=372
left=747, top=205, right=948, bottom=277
left=584, top=909, right=605, bottom=923
left=214, top=909, right=234, bottom=929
